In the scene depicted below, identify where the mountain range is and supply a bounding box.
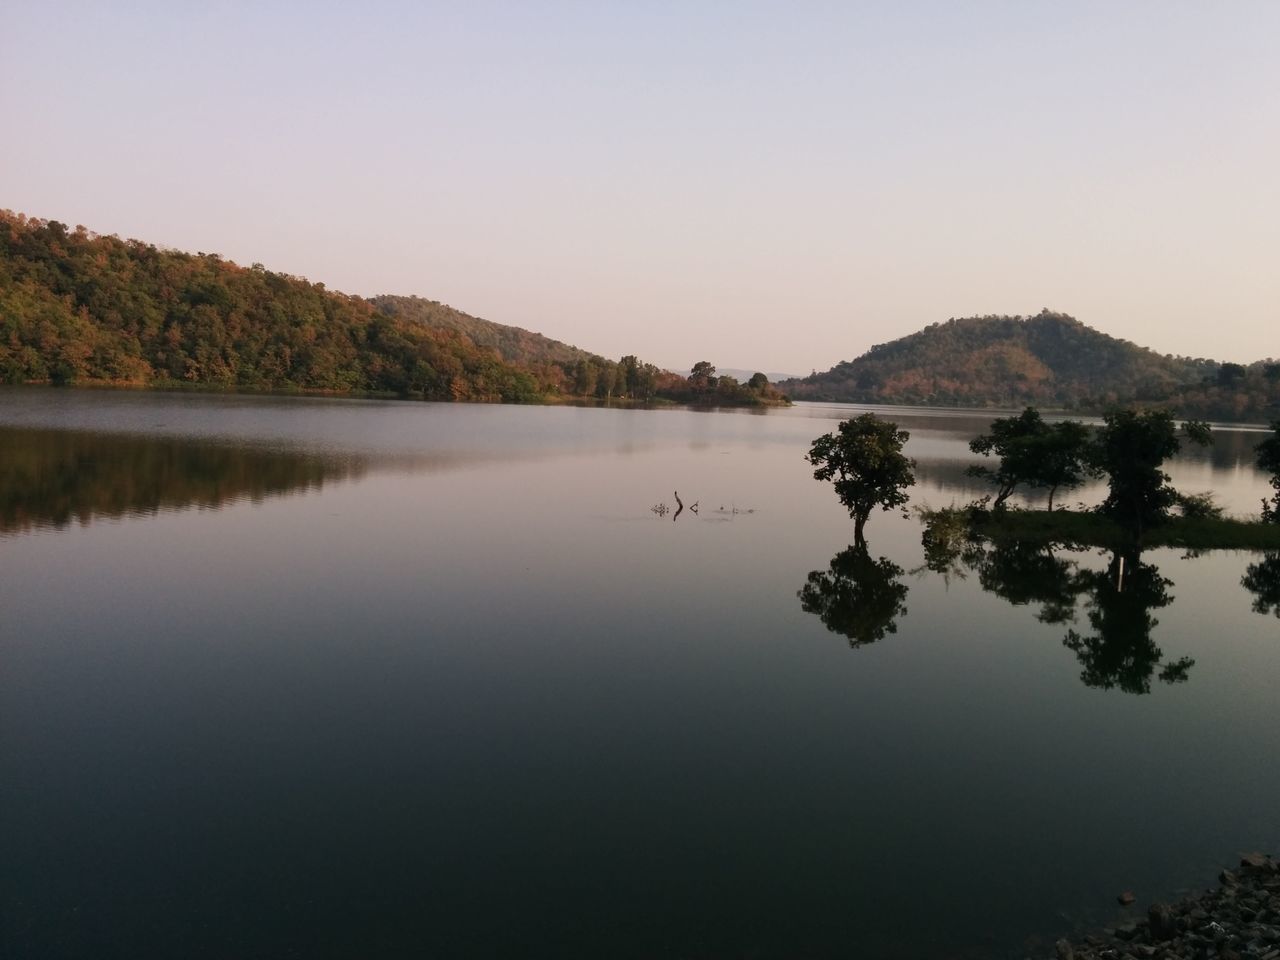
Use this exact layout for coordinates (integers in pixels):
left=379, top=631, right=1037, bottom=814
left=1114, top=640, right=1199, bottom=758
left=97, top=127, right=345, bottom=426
left=2, top=211, right=1275, bottom=420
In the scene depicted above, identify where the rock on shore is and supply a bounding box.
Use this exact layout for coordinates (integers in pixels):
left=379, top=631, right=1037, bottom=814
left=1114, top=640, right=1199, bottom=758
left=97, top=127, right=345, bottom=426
left=1044, top=853, right=1280, bottom=960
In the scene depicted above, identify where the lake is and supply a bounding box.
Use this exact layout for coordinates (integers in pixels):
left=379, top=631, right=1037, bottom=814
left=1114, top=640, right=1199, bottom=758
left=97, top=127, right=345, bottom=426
left=2, top=388, right=1277, bottom=959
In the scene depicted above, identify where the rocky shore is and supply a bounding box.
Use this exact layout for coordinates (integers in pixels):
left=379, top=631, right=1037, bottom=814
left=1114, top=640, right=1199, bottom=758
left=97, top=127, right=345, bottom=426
left=1045, top=853, right=1280, bottom=960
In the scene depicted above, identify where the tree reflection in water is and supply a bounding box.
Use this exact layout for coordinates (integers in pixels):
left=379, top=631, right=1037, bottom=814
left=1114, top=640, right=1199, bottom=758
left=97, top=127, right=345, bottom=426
left=0, top=426, right=364, bottom=536
left=919, top=515, right=1197, bottom=693
left=1063, top=552, right=1193, bottom=694
left=1241, top=553, right=1280, bottom=617
left=798, top=543, right=909, bottom=648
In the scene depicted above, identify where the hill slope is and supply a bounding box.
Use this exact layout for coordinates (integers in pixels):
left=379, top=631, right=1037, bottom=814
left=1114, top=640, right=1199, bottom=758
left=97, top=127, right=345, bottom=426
left=369, top=294, right=599, bottom=368
left=0, top=211, right=785, bottom=407
left=0, top=211, right=557, bottom=401
left=783, top=312, right=1226, bottom=410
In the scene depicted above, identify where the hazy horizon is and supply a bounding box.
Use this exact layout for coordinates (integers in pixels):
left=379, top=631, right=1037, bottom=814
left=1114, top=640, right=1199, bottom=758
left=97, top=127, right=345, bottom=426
left=5, top=2, right=1276, bottom=372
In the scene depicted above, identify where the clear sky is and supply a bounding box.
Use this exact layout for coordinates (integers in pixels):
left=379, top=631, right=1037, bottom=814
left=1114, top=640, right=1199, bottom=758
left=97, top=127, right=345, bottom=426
left=4, top=1, right=1277, bottom=374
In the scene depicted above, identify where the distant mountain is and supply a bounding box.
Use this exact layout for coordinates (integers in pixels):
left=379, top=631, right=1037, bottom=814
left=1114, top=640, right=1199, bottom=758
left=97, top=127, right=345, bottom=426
left=369, top=294, right=600, bottom=368
left=780, top=311, right=1265, bottom=414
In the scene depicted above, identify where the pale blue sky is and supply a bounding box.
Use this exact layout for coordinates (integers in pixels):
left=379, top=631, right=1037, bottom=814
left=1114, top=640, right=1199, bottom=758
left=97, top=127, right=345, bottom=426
left=4, top=1, right=1277, bottom=372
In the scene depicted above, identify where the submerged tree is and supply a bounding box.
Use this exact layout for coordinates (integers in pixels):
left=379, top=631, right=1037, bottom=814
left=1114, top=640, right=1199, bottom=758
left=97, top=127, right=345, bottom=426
left=798, top=544, right=909, bottom=648
left=1092, top=410, right=1212, bottom=535
left=1256, top=421, right=1280, bottom=522
left=806, top=414, right=915, bottom=545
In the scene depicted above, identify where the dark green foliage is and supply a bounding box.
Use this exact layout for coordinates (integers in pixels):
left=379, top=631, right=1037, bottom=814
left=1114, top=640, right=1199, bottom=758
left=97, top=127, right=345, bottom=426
left=1174, top=491, right=1225, bottom=520
left=806, top=415, right=916, bottom=543
left=1063, top=553, right=1192, bottom=695
left=968, top=408, right=1094, bottom=509
left=921, top=509, right=1198, bottom=694
left=1093, top=410, right=1212, bottom=534
left=783, top=310, right=1280, bottom=422
left=1241, top=553, right=1280, bottom=617
left=798, top=544, right=909, bottom=647
left=919, top=504, right=1280, bottom=552
left=974, top=541, right=1080, bottom=625
left=1256, top=421, right=1280, bottom=522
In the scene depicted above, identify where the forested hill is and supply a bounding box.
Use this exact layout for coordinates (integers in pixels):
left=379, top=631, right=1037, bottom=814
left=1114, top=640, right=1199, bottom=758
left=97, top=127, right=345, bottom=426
left=0, top=211, right=787, bottom=407
left=781, top=312, right=1279, bottom=421
left=0, top=210, right=560, bottom=401
left=369, top=294, right=597, bottom=368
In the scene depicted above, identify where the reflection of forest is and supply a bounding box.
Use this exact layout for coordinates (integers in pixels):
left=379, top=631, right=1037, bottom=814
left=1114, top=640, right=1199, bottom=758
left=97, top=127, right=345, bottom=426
left=0, top=427, right=365, bottom=535
left=923, top=525, right=1196, bottom=693
left=798, top=544, right=909, bottom=647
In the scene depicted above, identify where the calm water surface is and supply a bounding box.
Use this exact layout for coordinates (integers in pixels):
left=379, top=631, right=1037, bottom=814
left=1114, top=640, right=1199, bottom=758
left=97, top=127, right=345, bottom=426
left=2, top=388, right=1277, bottom=959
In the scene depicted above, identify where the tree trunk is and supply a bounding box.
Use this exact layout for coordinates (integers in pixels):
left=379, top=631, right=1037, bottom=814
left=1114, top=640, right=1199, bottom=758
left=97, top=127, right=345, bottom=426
left=853, top=513, right=868, bottom=547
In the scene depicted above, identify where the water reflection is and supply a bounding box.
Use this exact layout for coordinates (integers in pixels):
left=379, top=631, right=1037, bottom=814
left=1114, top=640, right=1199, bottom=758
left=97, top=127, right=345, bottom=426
left=1241, top=553, right=1280, bottom=617
left=798, top=543, right=909, bottom=647
left=1063, top=552, right=1194, bottom=694
left=921, top=521, right=1198, bottom=693
left=975, top=541, right=1081, bottom=625
left=0, top=426, right=364, bottom=536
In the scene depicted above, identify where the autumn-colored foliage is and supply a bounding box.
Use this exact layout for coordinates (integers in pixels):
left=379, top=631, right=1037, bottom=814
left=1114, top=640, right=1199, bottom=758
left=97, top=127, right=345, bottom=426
left=784, top=311, right=1279, bottom=422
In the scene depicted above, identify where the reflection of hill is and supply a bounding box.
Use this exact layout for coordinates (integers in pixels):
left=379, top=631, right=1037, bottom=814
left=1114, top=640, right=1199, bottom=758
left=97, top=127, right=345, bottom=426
left=798, top=544, right=909, bottom=648
left=0, top=427, right=365, bottom=535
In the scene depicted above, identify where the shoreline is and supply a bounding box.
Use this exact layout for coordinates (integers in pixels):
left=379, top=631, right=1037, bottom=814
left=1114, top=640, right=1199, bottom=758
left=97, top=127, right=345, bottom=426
left=1042, top=853, right=1279, bottom=959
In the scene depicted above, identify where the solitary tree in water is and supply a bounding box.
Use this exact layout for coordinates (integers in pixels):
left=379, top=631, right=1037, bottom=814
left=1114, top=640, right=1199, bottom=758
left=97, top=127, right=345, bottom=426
left=806, top=414, right=915, bottom=545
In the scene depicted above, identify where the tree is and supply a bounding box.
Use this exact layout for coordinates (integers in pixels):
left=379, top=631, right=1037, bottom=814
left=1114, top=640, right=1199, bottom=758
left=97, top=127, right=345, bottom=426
left=1092, top=409, right=1212, bottom=535
left=1255, top=420, right=1280, bottom=522
left=968, top=408, right=1093, bottom=509
left=747, top=372, right=769, bottom=391
left=1216, top=362, right=1247, bottom=387
left=689, top=361, right=717, bottom=395
left=806, top=414, right=915, bottom=544
left=1036, top=420, right=1095, bottom=510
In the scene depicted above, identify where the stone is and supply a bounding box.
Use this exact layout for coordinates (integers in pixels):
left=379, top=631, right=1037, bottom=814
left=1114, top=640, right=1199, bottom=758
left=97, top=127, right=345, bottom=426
left=1148, top=903, right=1177, bottom=942
left=1118, top=890, right=1138, bottom=906
left=1113, top=921, right=1141, bottom=941
left=1055, top=938, right=1074, bottom=960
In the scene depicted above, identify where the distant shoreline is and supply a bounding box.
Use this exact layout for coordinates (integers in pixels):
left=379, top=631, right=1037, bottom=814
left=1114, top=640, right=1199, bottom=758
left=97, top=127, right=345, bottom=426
left=0, top=379, right=791, bottom=410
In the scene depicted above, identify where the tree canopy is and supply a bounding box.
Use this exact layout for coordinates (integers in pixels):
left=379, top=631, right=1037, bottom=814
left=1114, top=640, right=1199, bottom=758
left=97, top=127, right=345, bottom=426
left=968, top=407, right=1094, bottom=509
left=806, top=414, right=915, bottom=544
left=1256, top=421, right=1280, bottom=522
left=1093, top=410, right=1212, bottom=534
